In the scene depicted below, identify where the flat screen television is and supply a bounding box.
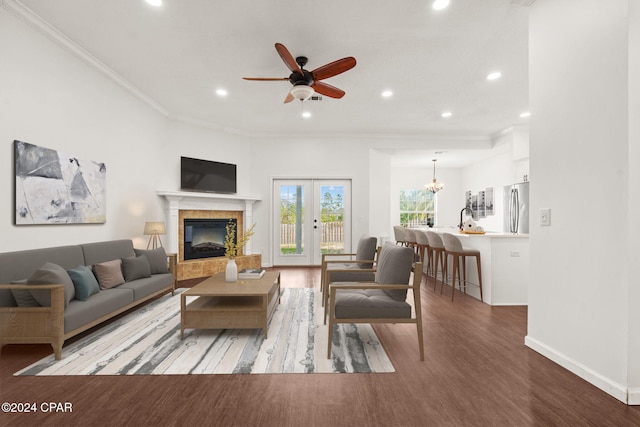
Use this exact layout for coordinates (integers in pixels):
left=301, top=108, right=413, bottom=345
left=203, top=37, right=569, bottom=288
left=180, top=156, right=237, bottom=194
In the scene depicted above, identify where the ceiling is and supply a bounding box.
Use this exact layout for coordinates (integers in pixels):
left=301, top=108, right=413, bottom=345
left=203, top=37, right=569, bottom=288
left=10, top=0, right=530, bottom=167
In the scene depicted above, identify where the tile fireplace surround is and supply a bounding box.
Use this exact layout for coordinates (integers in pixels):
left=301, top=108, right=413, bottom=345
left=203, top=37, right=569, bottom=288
left=157, top=191, right=262, bottom=281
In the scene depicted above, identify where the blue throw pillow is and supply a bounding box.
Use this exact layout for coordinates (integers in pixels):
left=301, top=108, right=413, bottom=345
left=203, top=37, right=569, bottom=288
left=67, top=265, right=101, bottom=301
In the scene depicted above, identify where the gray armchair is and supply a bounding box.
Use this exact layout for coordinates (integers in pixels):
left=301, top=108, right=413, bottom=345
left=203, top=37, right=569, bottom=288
left=326, top=243, right=424, bottom=361
left=320, top=236, right=378, bottom=312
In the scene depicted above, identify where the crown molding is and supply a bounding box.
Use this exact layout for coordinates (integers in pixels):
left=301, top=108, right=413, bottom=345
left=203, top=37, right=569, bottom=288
left=1, top=0, right=508, bottom=144
left=1, top=0, right=168, bottom=117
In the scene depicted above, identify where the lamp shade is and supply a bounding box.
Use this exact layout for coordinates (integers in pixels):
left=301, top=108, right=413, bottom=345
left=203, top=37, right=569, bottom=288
left=290, top=84, right=314, bottom=101
left=144, top=221, right=166, bottom=235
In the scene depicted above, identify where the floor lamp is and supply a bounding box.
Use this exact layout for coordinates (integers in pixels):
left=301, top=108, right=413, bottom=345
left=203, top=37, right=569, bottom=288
left=144, top=221, right=165, bottom=250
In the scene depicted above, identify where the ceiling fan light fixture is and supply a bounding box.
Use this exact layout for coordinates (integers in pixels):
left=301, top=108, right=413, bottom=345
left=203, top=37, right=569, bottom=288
left=290, top=84, right=315, bottom=101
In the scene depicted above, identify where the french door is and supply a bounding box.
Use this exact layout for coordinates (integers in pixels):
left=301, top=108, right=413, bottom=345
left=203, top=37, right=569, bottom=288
left=272, top=179, right=351, bottom=266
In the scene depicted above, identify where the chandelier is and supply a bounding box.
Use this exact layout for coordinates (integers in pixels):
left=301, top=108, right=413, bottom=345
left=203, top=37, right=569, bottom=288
left=425, top=159, right=444, bottom=193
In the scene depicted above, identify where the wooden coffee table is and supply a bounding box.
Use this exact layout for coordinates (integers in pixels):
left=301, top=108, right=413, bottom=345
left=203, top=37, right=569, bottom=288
left=180, top=270, right=281, bottom=339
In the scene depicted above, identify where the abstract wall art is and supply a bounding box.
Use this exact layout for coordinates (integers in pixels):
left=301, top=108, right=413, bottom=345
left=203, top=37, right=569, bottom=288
left=14, top=140, right=106, bottom=225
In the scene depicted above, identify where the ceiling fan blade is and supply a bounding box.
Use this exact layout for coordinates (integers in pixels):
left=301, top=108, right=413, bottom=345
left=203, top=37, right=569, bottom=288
left=284, top=93, right=295, bottom=103
left=275, top=43, right=302, bottom=74
left=243, top=77, right=289, bottom=81
left=312, top=81, right=346, bottom=99
left=311, top=57, right=356, bottom=81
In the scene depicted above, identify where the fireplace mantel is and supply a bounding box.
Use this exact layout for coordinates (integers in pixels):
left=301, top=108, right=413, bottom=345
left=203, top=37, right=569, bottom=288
left=157, top=191, right=261, bottom=255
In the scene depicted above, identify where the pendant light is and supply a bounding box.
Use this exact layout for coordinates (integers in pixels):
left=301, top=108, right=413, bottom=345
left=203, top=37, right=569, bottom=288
left=425, top=159, right=444, bottom=193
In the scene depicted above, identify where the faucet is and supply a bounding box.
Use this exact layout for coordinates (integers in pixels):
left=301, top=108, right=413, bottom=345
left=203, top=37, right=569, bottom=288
left=459, top=207, right=473, bottom=230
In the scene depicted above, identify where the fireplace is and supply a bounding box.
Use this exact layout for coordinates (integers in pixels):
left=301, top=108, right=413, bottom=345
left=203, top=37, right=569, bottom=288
left=183, top=218, right=236, bottom=260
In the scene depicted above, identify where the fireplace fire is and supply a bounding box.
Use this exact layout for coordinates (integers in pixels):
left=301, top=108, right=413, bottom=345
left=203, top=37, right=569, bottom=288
left=183, top=218, right=236, bottom=260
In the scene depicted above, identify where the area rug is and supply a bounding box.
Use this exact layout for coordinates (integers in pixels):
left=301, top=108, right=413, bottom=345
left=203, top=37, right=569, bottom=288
left=15, top=288, right=394, bottom=375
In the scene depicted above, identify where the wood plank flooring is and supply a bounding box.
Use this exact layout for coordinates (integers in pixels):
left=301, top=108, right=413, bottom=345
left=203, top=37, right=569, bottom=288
left=1, top=267, right=639, bottom=426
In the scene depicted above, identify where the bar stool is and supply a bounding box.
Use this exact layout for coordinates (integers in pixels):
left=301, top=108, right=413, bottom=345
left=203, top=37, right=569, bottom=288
left=404, top=228, right=419, bottom=261
left=414, top=229, right=431, bottom=269
left=442, top=233, right=483, bottom=302
left=393, top=225, right=407, bottom=247
left=426, top=231, right=446, bottom=292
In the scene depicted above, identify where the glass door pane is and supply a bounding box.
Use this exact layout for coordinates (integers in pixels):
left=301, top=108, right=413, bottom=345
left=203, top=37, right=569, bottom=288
left=319, top=184, right=345, bottom=255
left=313, top=180, right=351, bottom=265
left=273, top=180, right=313, bottom=266
left=279, top=184, right=305, bottom=255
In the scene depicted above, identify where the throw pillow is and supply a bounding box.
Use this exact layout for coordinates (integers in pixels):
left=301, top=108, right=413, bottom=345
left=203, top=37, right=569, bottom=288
left=67, top=265, right=101, bottom=301
left=27, top=262, right=75, bottom=307
left=121, top=256, right=152, bottom=282
left=10, top=279, right=41, bottom=307
left=93, top=259, right=125, bottom=289
left=133, top=247, right=168, bottom=274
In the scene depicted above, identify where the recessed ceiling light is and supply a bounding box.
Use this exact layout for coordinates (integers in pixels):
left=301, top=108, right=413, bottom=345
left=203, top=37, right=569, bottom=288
left=520, top=111, right=531, bottom=118
left=441, top=111, right=452, bottom=118
left=302, top=111, right=311, bottom=119
left=215, top=88, right=228, bottom=97
left=432, top=0, right=450, bottom=11
left=145, top=0, right=162, bottom=7
left=381, top=90, right=393, bottom=98
left=486, top=71, right=502, bottom=81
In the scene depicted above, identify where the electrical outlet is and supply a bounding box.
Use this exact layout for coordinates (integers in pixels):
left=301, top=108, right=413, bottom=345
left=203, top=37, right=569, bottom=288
left=510, top=250, right=520, bottom=257
left=540, top=208, right=551, bottom=226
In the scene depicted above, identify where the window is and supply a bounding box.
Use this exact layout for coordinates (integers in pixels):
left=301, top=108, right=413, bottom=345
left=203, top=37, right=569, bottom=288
left=400, top=189, right=435, bottom=227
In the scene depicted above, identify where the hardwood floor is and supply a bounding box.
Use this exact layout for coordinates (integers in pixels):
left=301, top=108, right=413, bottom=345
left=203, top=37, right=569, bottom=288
left=1, top=267, right=639, bottom=426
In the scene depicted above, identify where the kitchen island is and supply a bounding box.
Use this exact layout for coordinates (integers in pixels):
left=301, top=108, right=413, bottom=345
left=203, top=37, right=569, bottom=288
left=422, top=228, right=529, bottom=306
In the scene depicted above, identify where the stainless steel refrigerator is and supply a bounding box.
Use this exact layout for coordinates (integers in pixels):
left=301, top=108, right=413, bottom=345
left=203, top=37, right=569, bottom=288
left=503, top=182, right=529, bottom=234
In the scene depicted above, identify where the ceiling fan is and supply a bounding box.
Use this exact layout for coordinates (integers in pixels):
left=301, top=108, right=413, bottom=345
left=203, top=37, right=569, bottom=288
left=243, top=43, right=356, bottom=103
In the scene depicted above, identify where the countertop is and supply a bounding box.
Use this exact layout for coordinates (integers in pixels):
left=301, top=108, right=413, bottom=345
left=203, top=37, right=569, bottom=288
left=416, top=227, right=529, bottom=238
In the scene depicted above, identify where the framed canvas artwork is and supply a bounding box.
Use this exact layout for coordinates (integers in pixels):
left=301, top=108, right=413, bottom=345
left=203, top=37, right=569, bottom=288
left=14, top=140, right=106, bottom=224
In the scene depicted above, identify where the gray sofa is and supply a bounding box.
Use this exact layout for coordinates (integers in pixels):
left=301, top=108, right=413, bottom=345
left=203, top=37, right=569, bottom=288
left=0, top=239, right=176, bottom=360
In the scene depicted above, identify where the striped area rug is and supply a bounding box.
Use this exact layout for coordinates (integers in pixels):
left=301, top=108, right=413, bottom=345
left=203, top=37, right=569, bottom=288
left=15, top=288, right=394, bottom=375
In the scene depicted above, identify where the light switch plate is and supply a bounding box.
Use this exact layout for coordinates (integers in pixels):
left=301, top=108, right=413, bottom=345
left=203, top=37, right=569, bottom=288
left=540, top=208, right=551, bottom=226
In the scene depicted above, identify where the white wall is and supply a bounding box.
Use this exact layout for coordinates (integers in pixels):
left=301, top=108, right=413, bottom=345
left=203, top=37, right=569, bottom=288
left=369, top=148, right=392, bottom=244
left=0, top=7, right=168, bottom=251
left=628, top=0, right=640, bottom=403
left=527, top=0, right=635, bottom=403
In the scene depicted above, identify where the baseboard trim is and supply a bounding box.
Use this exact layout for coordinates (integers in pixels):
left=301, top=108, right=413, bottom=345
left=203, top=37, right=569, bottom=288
left=524, top=335, right=630, bottom=404
left=629, top=388, right=640, bottom=405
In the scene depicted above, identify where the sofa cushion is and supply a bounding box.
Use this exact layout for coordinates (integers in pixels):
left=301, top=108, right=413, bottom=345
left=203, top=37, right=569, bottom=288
left=64, top=288, right=134, bottom=333
left=133, top=247, right=168, bottom=274
left=67, top=265, right=101, bottom=301
left=93, top=259, right=125, bottom=289
left=10, top=279, right=40, bottom=307
left=121, top=256, right=152, bottom=282
left=355, top=236, right=378, bottom=268
left=119, top=273, right=174, bottom=301
left=0, top=244, right=84, bottom=308
left=333, top=287, right=412, bottom=319
left=81, top=240, right=135, bottom=266
left=375, top=243, right=413, bottom=302
left=326, top=263, right=376, bottom=283
left=27, top=262, right=75, bottom=307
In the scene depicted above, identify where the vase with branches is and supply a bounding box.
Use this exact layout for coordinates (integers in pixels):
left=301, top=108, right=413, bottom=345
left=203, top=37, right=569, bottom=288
left=224, top=221, right=255, bottom=282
